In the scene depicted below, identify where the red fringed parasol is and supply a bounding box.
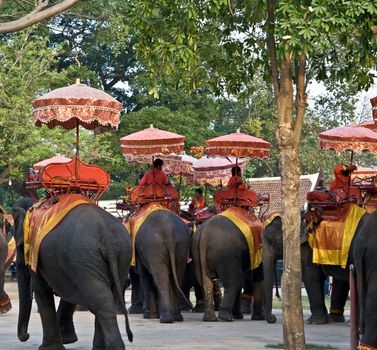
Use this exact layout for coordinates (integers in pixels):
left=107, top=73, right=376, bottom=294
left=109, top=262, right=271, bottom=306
left=120, top=125, right=185, bottom=157
left=371, top=96, right=377, bottom=120
left=318, top=126, right=377, bottom=154
left=32, top=81, right=122, bottom=130
left=193, top=156, right=246, bottom=186
left=123, top=153, right=195, bottom=176
left=359, top=119, right=377, bottom=131
left=33, top=156, right=72, bottom=171
left=205, top=130, right=271, bottom=158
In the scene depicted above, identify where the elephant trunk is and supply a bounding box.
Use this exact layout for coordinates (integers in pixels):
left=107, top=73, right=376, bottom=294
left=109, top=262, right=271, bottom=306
left=16, top=252, right=32, bottom=342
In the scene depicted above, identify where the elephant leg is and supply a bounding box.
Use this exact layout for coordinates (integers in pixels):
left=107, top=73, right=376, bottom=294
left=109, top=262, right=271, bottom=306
left=251, top=266, right=265, bottom=321
left=84, top=284, right=125, bottom=350
left=329, top=278, right=348, bottom=322
left=138, top=263, right=158, bottom=319
left=361, top=269, right=377, bottom=347
left=232, top=292, right=243, bottom=320
left=92, top=316, right=106, bottom=350
left=241, top=270, right=252, bottom=314
left=301, top=243, right=329, bottom=324
left=32, top=276, right=65, bottom=350
left=149, top=263, right=174, bottom=323
left=57, top=300, right=78, bottom=344
left=128, top=268, right=143, bottom=314
left=218, top=267, right=243, bottom=322
left=202, top=274, right=217, bottom=322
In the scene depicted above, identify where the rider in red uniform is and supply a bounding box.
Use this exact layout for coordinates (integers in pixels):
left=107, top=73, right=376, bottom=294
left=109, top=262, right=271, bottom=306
left=139, top=158, right=170, bottom=186
left=227, top=166, right=247, bottom=189
left=188, top=188, right=206, bottom=213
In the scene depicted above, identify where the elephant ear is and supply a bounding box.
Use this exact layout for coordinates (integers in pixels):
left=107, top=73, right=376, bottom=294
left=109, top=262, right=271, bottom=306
left=12, top=207, right=26, bottom=247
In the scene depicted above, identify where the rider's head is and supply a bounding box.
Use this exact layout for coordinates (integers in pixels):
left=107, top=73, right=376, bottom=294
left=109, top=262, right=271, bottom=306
left=194, top=188, right=203, bottom=199
left=231, top=166, right=242, bottom=177
left=153, top=158, right=164, bottom=170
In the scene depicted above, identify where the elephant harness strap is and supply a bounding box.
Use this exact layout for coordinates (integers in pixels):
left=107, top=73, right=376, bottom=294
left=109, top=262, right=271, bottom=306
left=124, top=203, right=170, bottom=267
left=24, top=193, right=91, bottom=272
left=219, top=207, right=262, bottom=270
left=307, top=203, right=366, bottom=268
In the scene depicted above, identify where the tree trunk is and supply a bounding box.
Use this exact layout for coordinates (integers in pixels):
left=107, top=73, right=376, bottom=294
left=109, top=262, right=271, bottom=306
left=276, top=53, right=306, bottom=350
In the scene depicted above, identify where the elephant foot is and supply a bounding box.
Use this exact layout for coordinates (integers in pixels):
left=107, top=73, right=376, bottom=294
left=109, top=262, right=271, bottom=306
left=203, top=309, right=218, bottom=322
left=233, top=311, right=244, bottom=320
left=60, top=323, right=78, bottom=344
left=174, top=312, right=184, bottom=322
left=218, top=310, right=234, bottom=322
left=159, top=312, right=173, bottom=323
left=329, top=313, right=345, bottom=323
left=193, top=301, right=204, bottom=313
left=306, top=315, right=329, bottom=325
left=0, top=296, right=12, bottom=314
left=251, top=313, right=265, bottom=321
left=143, top=311, right=159, bottom=319
left=266, top=314, right=277, bottom=324
left=38, top=344, right=65, bottom=350
left=128, top=303, right=144, bottom=314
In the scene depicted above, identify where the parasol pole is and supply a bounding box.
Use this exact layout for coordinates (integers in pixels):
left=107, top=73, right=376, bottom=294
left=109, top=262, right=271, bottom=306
left=350, top=150, right=354, bottom=165
left=75, top=120, right=80, bottom=178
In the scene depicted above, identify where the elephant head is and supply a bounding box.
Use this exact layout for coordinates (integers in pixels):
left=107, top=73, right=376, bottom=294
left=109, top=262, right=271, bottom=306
left=12, top=197, right=33, bottom=342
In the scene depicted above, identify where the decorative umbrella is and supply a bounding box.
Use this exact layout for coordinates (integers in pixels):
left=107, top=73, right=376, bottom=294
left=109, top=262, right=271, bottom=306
left=123, top=153, right=195, bottom=176
left=32, top=80, right=122, bottom=158
left=205, top=129, right=271, bottom=158
left=120, top=125, right=185, bottom=157
left=318, top=125, right=377, bottom=162
left=351, top=166, right=377, bottom=180
left=371, top=96, right=377, bottom=120
left=359, top=120, right=377, bottom=131
left=33, top=156, right=72, bottom=171
left=193, top=156, right=246, bottom=187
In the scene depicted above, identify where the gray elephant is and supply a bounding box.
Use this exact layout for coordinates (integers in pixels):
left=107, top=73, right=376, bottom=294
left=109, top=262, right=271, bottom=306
left=135, top=209, right=191, bottom=323
left=353, top=209, right=377, bottom=347
left=263, top=213, right=368, bottom=325
left=192, top=215, right=264, bottom=322
left=0, top=230, right=11, bottom=313
left=13, top=197, right=133, bottom=350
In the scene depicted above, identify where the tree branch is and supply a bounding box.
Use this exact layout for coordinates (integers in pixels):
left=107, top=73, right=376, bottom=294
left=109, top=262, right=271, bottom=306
left=0, top=0, right=79, bottom=34
left=293, top=52, right=307, bottom=147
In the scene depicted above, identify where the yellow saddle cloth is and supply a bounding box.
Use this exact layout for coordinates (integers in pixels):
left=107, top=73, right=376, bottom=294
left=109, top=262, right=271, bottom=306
left=262, top=211, right=282, bottom=229
left=219, top=207, right=263, bottom=270
left=125, top=203, right=169, bottom=267
left=24, top=194, right=91, bottom=271
left=310, top=204, right=366, bottom=268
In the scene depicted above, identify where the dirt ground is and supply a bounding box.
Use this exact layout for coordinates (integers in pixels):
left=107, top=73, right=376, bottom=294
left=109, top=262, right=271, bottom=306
left=0, top=281, right=350, bottom=350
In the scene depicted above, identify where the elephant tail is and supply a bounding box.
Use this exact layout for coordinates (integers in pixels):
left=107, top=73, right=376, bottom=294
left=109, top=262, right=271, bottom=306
left=108, top=253, right=133, bottom=343
left=167, top=236, right=193, bottom=310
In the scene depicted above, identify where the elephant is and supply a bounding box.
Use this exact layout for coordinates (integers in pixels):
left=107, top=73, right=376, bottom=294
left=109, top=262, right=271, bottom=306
left=192, top=215, right=264, bottom=322
left=0, top=230, right=11, bottom=314
left=135, top=209, right=191, bottom=323
left=13, top=197, right=133, bottom=350
left=263, top=213, right=368, bottom=325
left=353, top=209, right=377, bottom=347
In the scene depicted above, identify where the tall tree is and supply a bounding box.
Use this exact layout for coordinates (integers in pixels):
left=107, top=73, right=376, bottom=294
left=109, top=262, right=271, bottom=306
left=116, top=1, right=377, bottom=348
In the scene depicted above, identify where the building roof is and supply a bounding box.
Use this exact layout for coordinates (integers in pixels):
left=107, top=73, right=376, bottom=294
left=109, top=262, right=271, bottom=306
left=247, top=173, right=319, bottom=212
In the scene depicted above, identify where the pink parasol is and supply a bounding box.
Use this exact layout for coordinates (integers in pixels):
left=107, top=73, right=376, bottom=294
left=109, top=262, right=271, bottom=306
left=33, top=156, right=72, bottom=171
left=193, top=156, right=246, bottom=186
left=120, top=125, right=185, bottom=157
left=318, top=126, right=377, bottom=154
left=359, top=119, right=377, bottom=131
left=205, top=130, right=270, bottom=158
left=32, top=81, right=122, bottom=130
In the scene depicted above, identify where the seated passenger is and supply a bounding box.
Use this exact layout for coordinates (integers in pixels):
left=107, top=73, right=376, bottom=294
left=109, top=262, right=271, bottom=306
left=307, top=164, right=357, bottom=202
left=188, top=188, right=206, bottom=213
left=227, top=166, right=247, bottom=190
left=139, top=158, right=170, bottom=186
left=329, top=164, right=357, bottom=195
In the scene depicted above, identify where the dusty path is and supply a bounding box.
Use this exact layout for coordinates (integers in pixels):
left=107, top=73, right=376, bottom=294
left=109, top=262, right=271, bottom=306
left=0, top=281, right=349, bottom=350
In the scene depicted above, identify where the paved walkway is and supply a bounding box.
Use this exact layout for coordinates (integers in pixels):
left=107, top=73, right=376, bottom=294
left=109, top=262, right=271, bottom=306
left=0, top=281, right=349, bottom=350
